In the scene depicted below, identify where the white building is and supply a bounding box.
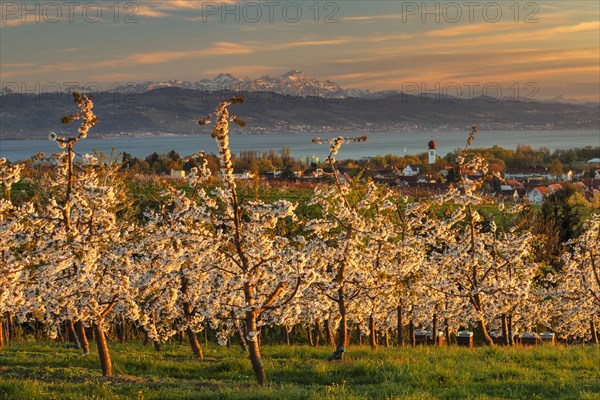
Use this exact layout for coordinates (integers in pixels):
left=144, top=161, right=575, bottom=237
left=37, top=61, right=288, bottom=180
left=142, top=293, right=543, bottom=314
left=403, top=165, right=421, bottom=176
left=528, top=186, right=550, bottom=205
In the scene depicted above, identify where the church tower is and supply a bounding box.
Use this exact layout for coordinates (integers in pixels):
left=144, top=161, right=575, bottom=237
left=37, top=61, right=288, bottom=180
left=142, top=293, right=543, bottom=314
left=428, top=139, right=437, bottom=164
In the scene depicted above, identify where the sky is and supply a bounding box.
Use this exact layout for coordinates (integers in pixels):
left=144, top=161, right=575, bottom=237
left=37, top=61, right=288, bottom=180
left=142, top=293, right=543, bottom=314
left=1, top=0, right=599, bottom=101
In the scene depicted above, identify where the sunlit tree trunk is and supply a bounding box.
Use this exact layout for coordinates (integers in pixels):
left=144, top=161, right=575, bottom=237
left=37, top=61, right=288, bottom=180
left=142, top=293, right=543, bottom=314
left=245, top=311, right=267, bottom=386
left=477, top=317, right=494, bottom=346
left=93, top=322, right=113, bottom=377
left=186, top=327, right=203, bottom=359
left=336, top=289, right=348, bottom=349
left=7, top=313, right=15, bottom=341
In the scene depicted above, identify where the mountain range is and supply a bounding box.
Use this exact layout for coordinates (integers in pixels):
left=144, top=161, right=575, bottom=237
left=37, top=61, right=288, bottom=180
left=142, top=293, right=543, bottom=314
left=1, top=71, right=599, bottom=139
left=4, top=71, right=597, bottom=106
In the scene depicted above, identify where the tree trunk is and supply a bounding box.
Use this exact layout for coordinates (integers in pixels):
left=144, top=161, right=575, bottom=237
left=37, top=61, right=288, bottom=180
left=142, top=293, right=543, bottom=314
left=93, top=322, right=113, bottom=377
left=153, top=340, right=162, bottom=352
left=409, top=320, right=416, bottom=347
left=7, top=313, right=15, bottom=340
left=508, top=314, right=514, bottom=345
left=245, top=312, right=267, bottom=386
left=283, top=327, right=290, bottom=346
left=369, top=314, right=377, bottom=349
left=356, top=323, right=362, bottom=346
left=324, top=320, right=335, bottom=347
left=233, top=313, right=248, bottom=352
left=67, top=319, right=80, bottom=348
left=57, top=325, right=64, bottom=342
left=0, top=317, right=4, bottom=352
left=308, top=324, right=314, bottom=346
left=432, top=313, right=438, bottom=347
left=143, top=330, right=150, bottom=346
left=501, top=314, right=510, bottom=346
left=336, top=294, right=348, bottom=349
left=204, top=323, right=209, bottom=347
left=478, top=317, right=494, bottom=346
left=186, top=327, right=203, bottom=359
left=397, top=306, right=404, bottom=346
left=178, top=330, right=184, bottom=345
left=384, top=329, right=389, bottom=348
left=591, top=319, right=599, bottom=344
left=75, top=321, right=90, bottom=355
left=313, top=319, right=320, bottom=347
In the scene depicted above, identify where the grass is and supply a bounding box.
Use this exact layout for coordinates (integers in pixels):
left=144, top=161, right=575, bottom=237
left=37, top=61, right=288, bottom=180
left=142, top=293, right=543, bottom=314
left=1, top=342, right=599, bottom=399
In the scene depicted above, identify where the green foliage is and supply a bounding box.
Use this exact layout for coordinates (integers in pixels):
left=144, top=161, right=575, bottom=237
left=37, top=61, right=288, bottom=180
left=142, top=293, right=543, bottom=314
left=1, top=342, right=598, bottom=399
left=445, top=145, right=600, bottom=170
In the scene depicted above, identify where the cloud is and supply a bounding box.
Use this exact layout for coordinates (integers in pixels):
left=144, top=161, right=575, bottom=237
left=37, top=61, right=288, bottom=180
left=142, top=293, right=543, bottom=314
left=122, top=42, right=254, bottom=65
left=267, top=39, right=350, bottom=51
left=144, top=0, right=234, bottom=11
left=0, top=62, right=35, bottom=68
left=0, top=42, right=255, bottom=78
left=426, top=22, right=523, bottom=38
left=201, top=65, right=280, bottom=77
left=341, top=13, right=405, bottom=22
left=135, top=6, right=171, bottom=18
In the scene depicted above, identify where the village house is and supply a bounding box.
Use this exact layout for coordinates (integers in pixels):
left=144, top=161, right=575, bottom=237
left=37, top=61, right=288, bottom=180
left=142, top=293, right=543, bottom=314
left=527, top=186, right=550, bottom=205
left=402, top=164, right=421, bottom=177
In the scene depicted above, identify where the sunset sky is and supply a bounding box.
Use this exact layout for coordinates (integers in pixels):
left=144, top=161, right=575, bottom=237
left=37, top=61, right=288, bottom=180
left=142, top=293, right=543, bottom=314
left=1, top=0, right=599, bottom=100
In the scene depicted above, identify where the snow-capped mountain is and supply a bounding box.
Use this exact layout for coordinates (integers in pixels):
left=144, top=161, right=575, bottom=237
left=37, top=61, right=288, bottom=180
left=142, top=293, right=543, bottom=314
left=136, top=70, right=350, bottom=98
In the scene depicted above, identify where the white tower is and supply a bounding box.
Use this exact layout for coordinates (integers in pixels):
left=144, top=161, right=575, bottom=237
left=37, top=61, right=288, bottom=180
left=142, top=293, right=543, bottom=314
left=428, top=140, right=437, bottom=164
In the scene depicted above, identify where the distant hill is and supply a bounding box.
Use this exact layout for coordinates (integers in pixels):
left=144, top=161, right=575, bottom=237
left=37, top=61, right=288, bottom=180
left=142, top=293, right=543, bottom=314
left=1, top=88, right=598, bottom=139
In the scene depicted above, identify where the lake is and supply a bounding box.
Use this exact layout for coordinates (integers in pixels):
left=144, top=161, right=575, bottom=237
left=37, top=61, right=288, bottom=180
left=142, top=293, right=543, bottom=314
left=1, top=130, right=599, bottom=162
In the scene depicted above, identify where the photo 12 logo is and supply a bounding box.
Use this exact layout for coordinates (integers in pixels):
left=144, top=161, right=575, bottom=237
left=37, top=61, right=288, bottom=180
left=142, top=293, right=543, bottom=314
left=0, top=2, right=140, bottom=24
left=1, top=81, right=141, bottom=104
left=401, top=81, right=539, bottom=103
left=400, top=1, right=539, bottom=23
left=201, top=1, right=340, bottom=23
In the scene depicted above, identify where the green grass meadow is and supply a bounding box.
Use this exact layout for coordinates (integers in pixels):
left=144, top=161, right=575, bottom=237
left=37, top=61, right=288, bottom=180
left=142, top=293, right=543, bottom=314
left=1, top=341, right=599, bottom=399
